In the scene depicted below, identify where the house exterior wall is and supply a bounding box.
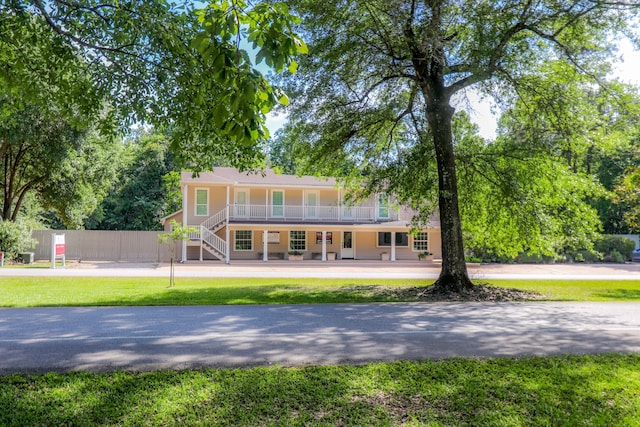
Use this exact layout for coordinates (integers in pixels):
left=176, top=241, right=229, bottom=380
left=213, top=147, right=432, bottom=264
left=171, top=168, right=442, bottom=263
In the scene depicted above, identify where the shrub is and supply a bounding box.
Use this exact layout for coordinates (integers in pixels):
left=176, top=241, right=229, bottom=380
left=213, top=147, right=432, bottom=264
left=610, top=250, right=625, bottom=263
left=516, top=251, right=556, bottom=264
left=594, top=235, right=636, bottom=261
left=566, top=249, right=602, bottom=263
left=0, top=220, right=38, bottom=261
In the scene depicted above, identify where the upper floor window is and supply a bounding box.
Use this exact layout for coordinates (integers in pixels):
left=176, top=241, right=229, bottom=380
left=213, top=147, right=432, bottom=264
left=272, top=190, right=284, bottom=217
left=378, top=193, right=389, bottom=219
left=413, top=232, right=429, bottom=251
left=195, top=188, right=208, bottom=216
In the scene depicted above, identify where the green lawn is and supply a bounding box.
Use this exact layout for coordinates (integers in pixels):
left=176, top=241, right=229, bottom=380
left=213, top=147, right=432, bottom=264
left=2, top=354, right=639, bottom=426
left=2, top=278, right=639, bottom=424
left=1, top=276, right=640, bottom=306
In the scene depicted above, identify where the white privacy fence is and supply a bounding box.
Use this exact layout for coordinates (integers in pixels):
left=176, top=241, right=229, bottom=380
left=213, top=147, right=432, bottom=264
left=30, top=230, right=179, bottom=262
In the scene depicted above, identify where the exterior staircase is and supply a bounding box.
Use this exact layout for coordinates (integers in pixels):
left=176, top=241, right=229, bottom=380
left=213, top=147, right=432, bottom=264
left=198, top=209, right=228, bottom=263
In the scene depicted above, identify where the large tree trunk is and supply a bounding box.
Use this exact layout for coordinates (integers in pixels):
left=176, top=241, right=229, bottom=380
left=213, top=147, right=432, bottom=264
left=426, top=98, right=474, bottom=293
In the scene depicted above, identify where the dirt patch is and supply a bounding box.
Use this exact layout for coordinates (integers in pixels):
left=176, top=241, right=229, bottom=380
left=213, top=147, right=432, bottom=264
left=344, top=284, right=546, bottom=302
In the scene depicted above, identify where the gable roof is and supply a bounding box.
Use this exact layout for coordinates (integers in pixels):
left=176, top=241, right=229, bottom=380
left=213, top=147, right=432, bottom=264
left=181, top=167, right=338, bottom=188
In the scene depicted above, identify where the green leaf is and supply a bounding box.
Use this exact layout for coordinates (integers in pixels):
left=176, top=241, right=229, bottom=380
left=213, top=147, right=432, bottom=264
left=278, top=92, right=289, bottom=106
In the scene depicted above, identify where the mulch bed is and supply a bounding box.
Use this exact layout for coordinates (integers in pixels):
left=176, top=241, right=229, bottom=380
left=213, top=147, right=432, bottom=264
left=345, top=284, right=546, bottom=302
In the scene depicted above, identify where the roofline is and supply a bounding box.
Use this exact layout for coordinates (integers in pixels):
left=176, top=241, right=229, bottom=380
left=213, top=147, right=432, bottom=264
left=160, top=209, right=182, bottom=224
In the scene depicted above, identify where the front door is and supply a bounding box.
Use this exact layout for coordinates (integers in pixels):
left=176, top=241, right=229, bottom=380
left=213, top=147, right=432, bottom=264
left=235, top=190, right=248, bottom=218
left=305, top=191, right=318, bottom=219
left=342, top=231, right=354, bottom=259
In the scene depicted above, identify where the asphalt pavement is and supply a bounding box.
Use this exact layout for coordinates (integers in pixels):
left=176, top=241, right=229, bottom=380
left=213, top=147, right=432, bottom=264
left=1, top=261, right=639, bottom=373
left=1, top=302, right=639, bottom=374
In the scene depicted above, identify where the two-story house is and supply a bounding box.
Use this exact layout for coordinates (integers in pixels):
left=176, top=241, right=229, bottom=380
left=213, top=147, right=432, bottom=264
left=162, top=167, right=441, bottom=262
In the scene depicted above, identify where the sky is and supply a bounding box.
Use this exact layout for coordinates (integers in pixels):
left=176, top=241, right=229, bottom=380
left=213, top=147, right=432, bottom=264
left=266, top=39, right=640, bottom=141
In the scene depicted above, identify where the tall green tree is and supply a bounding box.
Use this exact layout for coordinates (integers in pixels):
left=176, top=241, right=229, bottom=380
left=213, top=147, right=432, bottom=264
left=278, top=0, right=640, bottom=292
left=614, top=166, right=640, bottom=233
left=0, top=104, right=120, bottom=228
left=5, top=1, right=306, bottom=171
left=88, top=131, right=180, bottom=231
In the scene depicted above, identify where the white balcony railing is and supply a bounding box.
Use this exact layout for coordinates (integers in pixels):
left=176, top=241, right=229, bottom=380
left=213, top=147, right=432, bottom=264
left=229, top=204, right=395, bottom=222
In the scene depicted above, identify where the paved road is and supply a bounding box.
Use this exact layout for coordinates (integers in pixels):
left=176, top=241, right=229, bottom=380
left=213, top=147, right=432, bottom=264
left=1, top=260, right=640, bottom=280
left=1, top=302, right=639, bottom=374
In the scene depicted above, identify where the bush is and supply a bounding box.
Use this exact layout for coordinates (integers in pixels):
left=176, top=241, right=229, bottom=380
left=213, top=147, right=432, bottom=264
left=566, top=249, right=602, bottom=263
left=0, top=220, right=38, bottom=261
left=610, top=250, right=625, bottom=263
left=516, top=251, right=556, bottom=264
left=594, top=235, right=636, bottom=261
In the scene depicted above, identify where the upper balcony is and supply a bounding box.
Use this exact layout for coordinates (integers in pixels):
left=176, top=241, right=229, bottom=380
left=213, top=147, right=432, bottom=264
left=229, top=203, right=398, bottom=223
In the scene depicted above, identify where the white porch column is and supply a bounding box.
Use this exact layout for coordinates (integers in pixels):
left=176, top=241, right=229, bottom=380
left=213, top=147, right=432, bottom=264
left=263, top=230, right=268, bottom=262
left=321, top=231, right=327, bottom=262
left=390, top=231, right=396, bottom=262
left=265, top=189, right=268, bottom=220
left=225, top=186, right=230, bottom=264
left=181, top=184, right=188, bottom=263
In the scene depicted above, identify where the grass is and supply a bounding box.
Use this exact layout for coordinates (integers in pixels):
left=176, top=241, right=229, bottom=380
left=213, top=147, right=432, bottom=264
left=1, top=354, right=638, bottom=426
left=2, top=278, right=638, bottom=424
left=487, top=279, right=640, bottom=301
left=1, top=276, right=640, bottom=307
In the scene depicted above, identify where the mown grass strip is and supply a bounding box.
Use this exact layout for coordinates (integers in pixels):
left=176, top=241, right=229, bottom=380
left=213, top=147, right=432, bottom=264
left=1, top=277, right=640, bottom=306
left=1, top=354, right=639, bottom=426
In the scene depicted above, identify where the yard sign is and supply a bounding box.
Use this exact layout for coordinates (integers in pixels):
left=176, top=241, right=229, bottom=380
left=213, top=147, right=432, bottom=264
left=51, top=233, right=66, bottom=268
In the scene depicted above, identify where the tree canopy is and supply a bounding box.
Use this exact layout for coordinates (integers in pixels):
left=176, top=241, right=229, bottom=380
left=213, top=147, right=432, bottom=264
left=4, top=0, right=307, bottom=171
left=277, top=0, right=640, bottom=292
left=86, top=130, right=181, bottom=231
left=2, top=1, right=308, bottom=228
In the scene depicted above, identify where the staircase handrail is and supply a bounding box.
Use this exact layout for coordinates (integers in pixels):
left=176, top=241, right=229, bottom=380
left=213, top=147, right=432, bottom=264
left=201, top=208, right=227, bottom=230
left=201, top=226, right=227, bottom=257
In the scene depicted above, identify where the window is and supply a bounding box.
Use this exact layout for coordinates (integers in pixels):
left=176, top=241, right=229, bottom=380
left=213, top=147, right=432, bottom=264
left=272, top=190, right=284, bottom=217
left=289, top=230, right=306, bottom=251
left=378, top=193, right=389, bottom=218
left=235, top=230, right=253, bottom=251
left=316, top=232, right=333, bottom=245
left=195, top=189, right=208, bottom=216
left=413, top=232, right=429, bottom=251
left=377, top=232, right=408, bottom=247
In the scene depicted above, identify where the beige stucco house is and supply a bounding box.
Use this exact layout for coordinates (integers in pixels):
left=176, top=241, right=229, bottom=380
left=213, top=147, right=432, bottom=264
left=162, top=167, right=441, bottom=263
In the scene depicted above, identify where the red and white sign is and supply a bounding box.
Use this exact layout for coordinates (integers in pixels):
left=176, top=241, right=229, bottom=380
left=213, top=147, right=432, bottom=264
left=54, top=234, right=65, bottom=256
left=51, top=233, right=66, bottom=269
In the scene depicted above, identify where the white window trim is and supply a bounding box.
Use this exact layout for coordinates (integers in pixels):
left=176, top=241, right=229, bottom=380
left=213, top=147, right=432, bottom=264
left=289, top=230, right=307, bottom=251
left=412, top=231, right=430, bottom=252
left=194, top=188, right=209, bottom=217
left=377, top=193, right=389, bottom=219
left=271, top=189, right=285, bottom=217
left=234, top=230, right=253, bottom=251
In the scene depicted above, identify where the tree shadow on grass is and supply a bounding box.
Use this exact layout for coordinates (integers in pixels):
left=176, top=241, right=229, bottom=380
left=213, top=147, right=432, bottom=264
left=1, top=355, right=638, bottom=426
left=90, top=284, right=428, bottom=307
